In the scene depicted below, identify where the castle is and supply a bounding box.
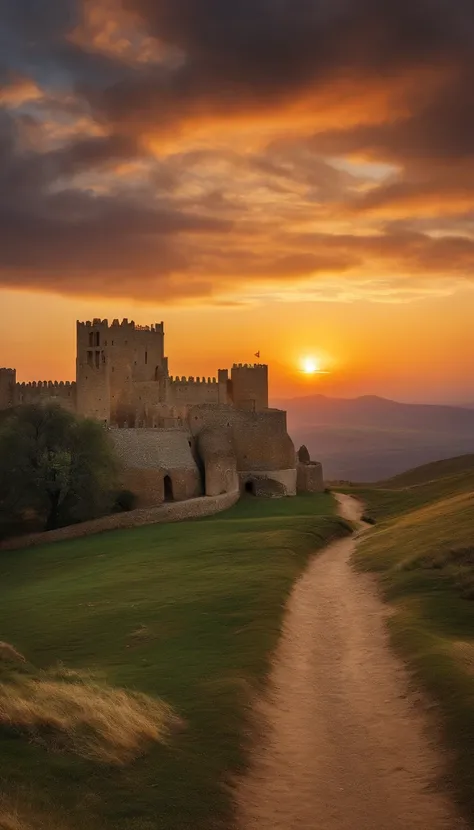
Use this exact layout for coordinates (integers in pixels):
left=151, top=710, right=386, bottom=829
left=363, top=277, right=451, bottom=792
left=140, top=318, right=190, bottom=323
left=0, top=318, right=323, bottom=506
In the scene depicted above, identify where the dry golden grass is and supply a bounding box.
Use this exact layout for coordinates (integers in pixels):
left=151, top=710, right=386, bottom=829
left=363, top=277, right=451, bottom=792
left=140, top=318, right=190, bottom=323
left=0, top=796, right=69, bottom=830
left=0, top=642, right=25, bottom=663
left=0, top=668, right=178, bottom=765
left=0, top=808, right=25, bottom=830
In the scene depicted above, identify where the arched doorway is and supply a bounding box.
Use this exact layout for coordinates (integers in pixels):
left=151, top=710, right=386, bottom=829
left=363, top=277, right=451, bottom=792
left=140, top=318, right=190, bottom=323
left=244, top=479, right=256, bottom=496
left=164, top=475, right=174, bottom=502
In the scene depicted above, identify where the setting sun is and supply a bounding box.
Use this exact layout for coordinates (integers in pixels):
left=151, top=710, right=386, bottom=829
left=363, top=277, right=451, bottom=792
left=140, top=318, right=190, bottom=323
left=302, top=357, right=322, bottom=375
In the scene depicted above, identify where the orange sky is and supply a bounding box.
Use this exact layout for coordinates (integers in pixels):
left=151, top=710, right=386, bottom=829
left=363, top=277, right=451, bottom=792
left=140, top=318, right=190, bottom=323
left=1, top=285, right=472, bottom=404
left=1, top=0, right=474, bottom=404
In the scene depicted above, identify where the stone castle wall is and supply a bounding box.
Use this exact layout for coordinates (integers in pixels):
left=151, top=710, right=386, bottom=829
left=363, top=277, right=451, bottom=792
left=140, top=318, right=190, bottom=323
left=16, top=381, right=77, bottom=413
left=3, top=320, right=271, bottom=429
left=0, top=490, right=241, bottom=552
left=230, top=363, right=269, bottom=411
left=239, top=468, right=297, bottom=496
left=297, top=461, right=324, bottom=493
left=188, top=405, right=295, bottom=472
left=167, top=376, right=221, bottom=406
left=110, top=428, right=202, bottom=506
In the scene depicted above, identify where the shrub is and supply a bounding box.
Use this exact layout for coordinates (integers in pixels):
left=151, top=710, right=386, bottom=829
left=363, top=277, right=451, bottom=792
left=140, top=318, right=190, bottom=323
left=362, top=513, right=376, bottom=525
left=112, top=489, right=137, bottom=513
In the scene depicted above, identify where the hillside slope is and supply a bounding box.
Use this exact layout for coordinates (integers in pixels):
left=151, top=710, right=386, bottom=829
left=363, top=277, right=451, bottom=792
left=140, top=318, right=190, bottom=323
left=344, top=454, right=474, bottom=521
left=0, top=494, right=348, bottom=830
left=352, top=459, right=474, bottom=822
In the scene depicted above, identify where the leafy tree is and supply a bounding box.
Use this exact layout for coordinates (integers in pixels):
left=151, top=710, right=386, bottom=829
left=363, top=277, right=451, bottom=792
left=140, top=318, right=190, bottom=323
left=297, top=445, right=311, bottom=464
left=0, top=405, right=118, bottom=536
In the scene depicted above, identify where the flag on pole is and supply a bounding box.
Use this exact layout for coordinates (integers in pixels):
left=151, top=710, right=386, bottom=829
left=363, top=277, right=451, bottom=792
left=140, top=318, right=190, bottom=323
left=254, top=351, right=260, bottom=359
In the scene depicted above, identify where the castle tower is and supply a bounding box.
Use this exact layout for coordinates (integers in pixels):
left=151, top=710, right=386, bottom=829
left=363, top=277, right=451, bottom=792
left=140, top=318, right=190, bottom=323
left=76, top=318, right=169, bottom=425
left=0, top=368, right=17, bottom=411
left=76, top=320, right=111, bottom=423
left=230, top=363, right=269, bottom=412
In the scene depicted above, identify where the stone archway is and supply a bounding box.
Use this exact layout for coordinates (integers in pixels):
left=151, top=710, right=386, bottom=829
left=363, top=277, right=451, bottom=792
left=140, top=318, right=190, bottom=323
left=244, top=479, right=256, bottom=495
left=163, top=474, right=174, bottom=502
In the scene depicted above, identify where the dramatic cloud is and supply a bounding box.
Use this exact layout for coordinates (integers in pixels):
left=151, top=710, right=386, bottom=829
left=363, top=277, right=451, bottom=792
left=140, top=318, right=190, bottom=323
left=1, top=0, right=474, bottom=303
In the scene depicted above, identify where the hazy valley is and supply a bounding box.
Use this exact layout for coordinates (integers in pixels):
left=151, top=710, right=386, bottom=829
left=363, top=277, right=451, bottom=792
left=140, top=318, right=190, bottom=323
left=275, top=394, right=474, bottom=481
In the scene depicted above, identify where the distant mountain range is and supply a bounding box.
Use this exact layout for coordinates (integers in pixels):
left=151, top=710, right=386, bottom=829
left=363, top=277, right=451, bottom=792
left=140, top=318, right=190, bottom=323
left=272, top=394, right=474, bottom=482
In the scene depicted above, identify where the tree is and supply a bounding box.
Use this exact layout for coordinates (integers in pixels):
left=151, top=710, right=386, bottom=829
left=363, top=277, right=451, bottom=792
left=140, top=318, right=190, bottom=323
left=297, top=445, right=311, bottom=465
left=0, top=405, right=118, bottom=536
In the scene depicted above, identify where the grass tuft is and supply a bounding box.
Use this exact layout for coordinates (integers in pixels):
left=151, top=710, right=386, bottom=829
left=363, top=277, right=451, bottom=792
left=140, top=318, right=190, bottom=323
left=0, top=796, right=71, bottom=830
left=0, top=666, right=178, bottom=765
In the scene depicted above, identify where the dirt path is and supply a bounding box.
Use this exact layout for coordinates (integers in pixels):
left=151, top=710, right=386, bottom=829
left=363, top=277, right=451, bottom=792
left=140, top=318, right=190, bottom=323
left=236, top=494, right=465, bottom=830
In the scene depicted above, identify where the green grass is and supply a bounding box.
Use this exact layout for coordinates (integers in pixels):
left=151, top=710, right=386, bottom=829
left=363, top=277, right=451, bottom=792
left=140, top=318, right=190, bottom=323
left=0, top=492, right=349, bottom=830
left=339, top=454, right=474, bottom=522
left=353, top=460, right=474, bottom=823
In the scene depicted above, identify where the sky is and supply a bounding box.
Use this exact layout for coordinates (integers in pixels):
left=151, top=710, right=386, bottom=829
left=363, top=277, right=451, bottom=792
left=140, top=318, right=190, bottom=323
left=0, top=0, right=473, bottom=403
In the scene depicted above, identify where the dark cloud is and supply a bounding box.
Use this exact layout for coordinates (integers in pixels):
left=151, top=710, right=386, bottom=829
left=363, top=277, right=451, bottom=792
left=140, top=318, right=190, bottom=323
left=1, top=0, right=474, bottom=302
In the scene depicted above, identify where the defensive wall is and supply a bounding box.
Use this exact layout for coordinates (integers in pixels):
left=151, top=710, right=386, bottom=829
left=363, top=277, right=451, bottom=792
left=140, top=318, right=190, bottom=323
left=0, top=490, right=240, bottom=552
left=188, top=404, right=295, bottom=471
left=111, top=429, right=202, bottom=507
left=187, top=404, right=296, bottom=496
left=166, top=375, right=227, bottom=407
left=17, top=381, right=77, bottom=413
left=297, top=461, right=324, bottom=493
left=2, top=320, right=271, bottom=428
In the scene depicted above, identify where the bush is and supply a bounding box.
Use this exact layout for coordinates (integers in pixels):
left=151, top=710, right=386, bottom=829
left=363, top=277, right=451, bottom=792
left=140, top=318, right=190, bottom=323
left=112, top=490, right=137, bottom=513
left=362, top=513, right=377, bottom=525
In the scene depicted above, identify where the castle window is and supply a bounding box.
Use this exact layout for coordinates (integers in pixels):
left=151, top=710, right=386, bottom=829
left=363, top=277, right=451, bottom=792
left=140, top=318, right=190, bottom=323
left=89, top=333, right=94, bottom=347
left=145, top=351, right=148, bottom=365
left=87, top=351, right=93, bottom=367
left=95, top=332, right=100, bottom=347
left=95, top=351, right=100, bottom=369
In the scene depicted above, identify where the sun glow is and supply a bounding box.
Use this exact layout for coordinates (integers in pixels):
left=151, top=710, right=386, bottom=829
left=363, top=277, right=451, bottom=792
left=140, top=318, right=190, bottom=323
left=302, top=357, right=322, bottom=375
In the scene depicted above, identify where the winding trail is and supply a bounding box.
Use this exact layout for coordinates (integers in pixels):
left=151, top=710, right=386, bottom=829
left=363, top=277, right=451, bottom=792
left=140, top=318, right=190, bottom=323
left=236, top=494, right=465, bottom=830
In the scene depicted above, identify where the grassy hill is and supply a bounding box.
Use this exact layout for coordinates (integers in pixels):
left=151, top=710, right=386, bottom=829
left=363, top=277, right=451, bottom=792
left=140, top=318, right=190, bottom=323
left=341, top=454, right=474, bottom=521
left=352, top=457, right=474, bottom=822
left=0, top=494, right=348, bottom=830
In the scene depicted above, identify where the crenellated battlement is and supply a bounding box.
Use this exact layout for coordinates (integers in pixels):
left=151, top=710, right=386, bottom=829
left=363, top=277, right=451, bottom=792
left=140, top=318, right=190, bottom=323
left=169, top=376, right=217, bottom=385
left=232, top=363, right=268, bottom=370
left=77, top=319, right=164, bottom=333
left=17, top=381, right=76, bottom=389
left=2, top=316, right=271, bottom=423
